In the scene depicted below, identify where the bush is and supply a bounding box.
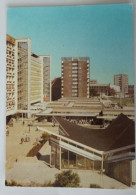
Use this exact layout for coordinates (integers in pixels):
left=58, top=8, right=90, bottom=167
left=5, top=180, right=53, bottom=187
left=90, top=184, right=102, bottom=188
left=28, top=181, right=53, bottom=187
left=41, top=132, right=50, bottom=141
left=53, top=170, right=80, bottom=187
left=5, top=180, right=22, bottom=186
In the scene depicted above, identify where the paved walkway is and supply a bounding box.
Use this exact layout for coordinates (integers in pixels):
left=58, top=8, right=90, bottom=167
left=6, top=118, right=129, bottom=188
left=6, top=119, right=58, bottom=169
left=6, top=143, right=129, bottom=189
left=6, top=159, right=129, bottom=188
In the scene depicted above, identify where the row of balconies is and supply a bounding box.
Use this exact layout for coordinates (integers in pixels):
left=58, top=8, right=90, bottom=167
left=6, top=49, right=15, bottom=55
left=61, top=69, right=89, bottom=75
left=18, top=57, right=28, bottom=63
left=6, top=68, right=14, bottom=73
left=6, top=92, right=15, bottom=96
left=6, top=84, right=15, bottom=88
left=6, top=55, right=15, bottom=60
left=6, top=88, right=15, bottom=91
left=72, top=78, right=78, bottom=81
left=43, top=74, right=50, bottom=78
left=6, top=92, right=15, bottom=98
left=72, top=93, right=78, bottom=97
left=6, top=70, right=15, bottom=74
left=18, top=68, right=28, bottom=73
left=7, top=97, right=15, bottom=102
left=6, top=91, right=15, bottom=96
left=6, top=68, right=15, bottom=76
left=72, top=86, right=78, bottom=89
left=7, top=45, right=15, bottom=51
left=6, top=80, right=15, bottom=84
left=6, top=90, right=15, bottom=94
left=61, top=78, right=89, bottom=82
left=6, top=64, right=15, bottom=69
left=43, top=68, right=50, bottom=72
left=6, top=54, right=15, bottom=60
left=6, top=106, right=15, bottom=111
left=6, top=77, right=15, bottom=82
left=7, top=59, right=14, bottom=64
left=6, top=101, right=15, bottom=106
left=7, top=49, right=15, bottom=54
left=71, top=66, right=78, bottom=69
left=6, top=74, right=15, bottom=78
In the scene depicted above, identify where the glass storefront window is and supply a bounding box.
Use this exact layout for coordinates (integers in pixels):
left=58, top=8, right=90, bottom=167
left=61, top=148, right=68, bottom=168
left=51, top=141, right=102, bottom=171
left=50, top=142, right=60, bottom=169
left=94, top=160, right=101, bottom=170
left=69, top=151, right=76, bottom=169
left=86, top=158, right=94, bottom=170
left=77, top=154, right=86, bottom=169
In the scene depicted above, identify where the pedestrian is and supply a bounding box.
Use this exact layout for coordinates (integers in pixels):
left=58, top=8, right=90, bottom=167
left=28, top=135, right=30, bottom=142
left=36, top=137, right=38, bottom=142
left=25, top=135, right=28, bottom=142
left=21, top=138, right=24, bottom=144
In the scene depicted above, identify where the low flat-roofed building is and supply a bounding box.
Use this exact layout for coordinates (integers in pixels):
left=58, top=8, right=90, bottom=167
left=90, top=79, right=98, bottom=85
left=90, top=83, right=120, bottom=96
left=114, top=74, right=128, bottom=96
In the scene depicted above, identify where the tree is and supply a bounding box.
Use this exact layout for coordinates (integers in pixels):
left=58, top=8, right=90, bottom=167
left=41, top=132, right=50, bottom=142
left=107, top=86, right=116, bottom=96
left=53, top=170, right=80, bottom=187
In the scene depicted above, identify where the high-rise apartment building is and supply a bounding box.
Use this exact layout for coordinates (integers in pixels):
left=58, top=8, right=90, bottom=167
left=61, top=57, right=90, bottom=98
left=31, top=53, right=43, bottom=105
left=6, top=35, right=51, bottom=117
left=114, top=74, right=128, bottom=95
left=40, top=55, right=51, bottom=102
left=6, top=35, right=16, bottom=116
left=16, top=38, right=31, bottom=111
left=52, top=77, right=61, bottom=101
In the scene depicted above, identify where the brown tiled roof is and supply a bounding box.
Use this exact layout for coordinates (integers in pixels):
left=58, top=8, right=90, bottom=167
left=54, top=114, right=135, bottom=151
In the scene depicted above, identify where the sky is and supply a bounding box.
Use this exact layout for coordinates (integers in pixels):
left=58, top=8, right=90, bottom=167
left=7, top=4, right=134, bottom=84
